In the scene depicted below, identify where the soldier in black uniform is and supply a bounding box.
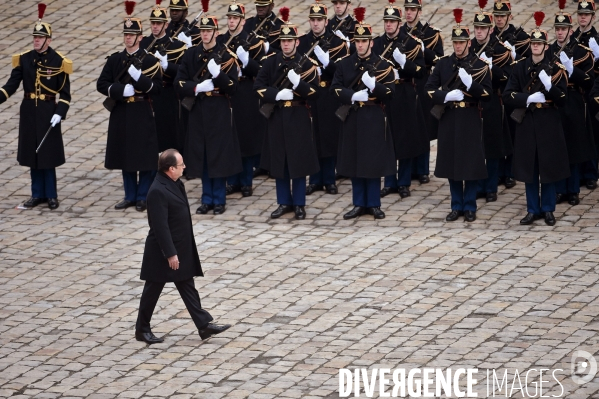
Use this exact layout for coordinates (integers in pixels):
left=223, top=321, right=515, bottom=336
left=140, top=1, right=188, bottom=153
left=402, top=0, right=444, bottom=185
left=0, top=4, right=71, bottom=210
left=166, top=0, right=202, bottom=47
left=175, top=14, right=241, bottom=215
left=97, top=3, right=162, bottom=212
left=503, top=15, right=569, bottom=226
left=470, top=7, right=514, bottom=203
left=220, top=2, right=266, bottom=198
left=331, top=9, right=396, bottom=220
left=425, top=10, right=491, bottom=223
left=243, top=0, right=284, bottom=53
left=551, top=9, right=595, bottom=206
left=299, top=2, right=349, bottom=196
left=374, top=2, right=428, bottom=200
left=576, top=0, right=599, bottom=190
left=254, top=18, right=320, bottom=220
left=328, top=0, right=355, bottom=53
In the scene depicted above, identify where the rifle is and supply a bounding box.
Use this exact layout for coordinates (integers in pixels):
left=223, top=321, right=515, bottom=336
left=334, top=41, right=395, bottom=122
left=242, top=13, right=275, bottom=50
left=36, top=124, right=54, bottom=153
left=498, top=13, right=534, bottom=46
left=180, top=35, right=236, bottom=111
left=102, top=35, right=160, bottom=112
left=510, top=31, right=582, bottom=123
left=171, top=10, right=204, bottom=41
left=408, top=6, right=439, bottom=41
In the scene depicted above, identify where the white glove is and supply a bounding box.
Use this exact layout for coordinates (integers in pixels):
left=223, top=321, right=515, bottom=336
left=393, top=48, right=407, bottom=69
left=504, top=40, right=517, bottom=60
left=195, top=79, right=214, bottom=94
left=590, top=38, right=599, bottom=60
left=539, top=69, right=552, bottom=91
left=480, top=52, right=493, bottom=69
left=287, top=69, right=301, bottom=89
left=334, top=30, right=349, bottom=42
left=361, top=71, right=376, bottom=91
left=275, top=88, right=294, bottom=101
left=559, top=52, right=574, bottom=77
left=444, top=89, right=464, bottom=103
left=208, top=59, right=221, bottom=78
left=154, top=51, right=168, bottom=69
left=314, top=45, right=330, bottom=68
left=128, top=65, right=142, bottom=81
left=526, top=91, right=546, bottom=105
left=50, top=114, right=61, bottom=127
left=123, top=83, right=135, bottom=97
left=458, top=68, right=473, bottom=90
left=178, top=32, right=193, bottom=47
left=263, top=40, right=270, bottom=54
left=393, top=68, right=400, bottom=80
left=236, top=46, right=250, bottom=68
left=351, top=88, right=369, bottom=103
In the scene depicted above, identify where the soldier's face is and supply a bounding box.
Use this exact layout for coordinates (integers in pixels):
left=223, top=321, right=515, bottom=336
left=332, top=1, right=349, bottom=18
left=256, top=5, right=273, bottom=18
left=531, top=42, right=547, bottom=56
left=555, top=26, right=572, bottom=42
left=33, top=36, right=51, bottom=52
left=474, top=26, right=490, bottom=42
left=384, top=20, right=401, bottom=36
left=309, top=17, right=327, bottom=36
left=169, top=9, right=187, bottom=23
left=280, top=39, right=298, bottom=56
left=151, top=21, right=168, bottom=37
left=452, top=40, right=470, bottom=56
left=355, top=39, right=373, bottom=57
left=404, top=7, right=420, bottom=24
left=494, top=14, right=509, bottom=29
left=123, top=34, right=140, bottom=49
left=577, top=13, right=595, bottom=29
left=201, top=29, right=218, bottom=45
left=227, top=16, right=245, bottom=32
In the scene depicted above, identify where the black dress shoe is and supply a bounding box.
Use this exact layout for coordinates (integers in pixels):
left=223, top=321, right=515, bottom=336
left=241, top=186, right=253, bottom=197
left=446, top=210, right=463, bottom=222
left=568, top=193, right=580, bottom=206
left=398, top=186, right=411, bottom=198
left=199, top=323, right=231, bottom=340
left=476, top=191, right=486, bottom=199
left=253, top=168, right=268, bottom=178
left=325, top=184, right=338, bottom=194
left=586, top=180, right=597, bottom=190
left=23, top=197, right=47, bottom=208
left=556, top=193, right=566, bottom=204
left=343, top=206, right=366, bottom=219
left=226, top=185, right=241, bottom=195
left=520, top=212, right=542, bottom=225
left=196, top=204, right=214, bottom=214
left=294, top=206, right=306, bottom=220
left=271, top=204, right=294, bottom=219
left=47, top=198, right=59, bottom=210
left=115, top=199, right=136, bottom=209
left=380, top=187, right=398, bottom=197
left=306, top=184, right=323, bottom=195
left=136, top=200, right=147, bottom=212
left=486, top=192, right=497, bottom=202
left=504, top=177, right=516, bottom=188
left=544, top=212, right=556, bottom=226
left=464, top=210, right=476, bottom=222
left=368, top=207, right=386, bottom=219
left=213, top=204, right=226, bottom=215
left=419, top=174, right=430, bottom=184
left=135, top=331, right=164, bottom=344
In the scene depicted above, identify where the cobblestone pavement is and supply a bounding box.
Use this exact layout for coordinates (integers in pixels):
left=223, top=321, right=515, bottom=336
left=1, top=0, right=599, bottom=398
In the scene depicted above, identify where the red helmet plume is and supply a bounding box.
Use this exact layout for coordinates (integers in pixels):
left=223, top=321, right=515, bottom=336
left=478, top=0, right=488, bottom=10
left=156, top=0, right=162, bottom=5
left=534, top=11, right=545, bottom=27
left=558, top=0, right=566, bottom=10
left=201, top=0, right=209, bottom=13
left=125, top=1, right=136, bottom=16
left=38, top=3, right=47, bottom=20
left=279, top=7, right=290, bottom=22
left=453, top=8, right=463, bottom=24
left=388, top=0, right=396, bottom=3
left=354, top=7, right=366, bottom=24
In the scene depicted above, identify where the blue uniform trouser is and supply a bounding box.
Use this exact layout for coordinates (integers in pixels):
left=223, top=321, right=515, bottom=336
left=412, top=151, right=430, bottom=176
left=525, top=159, right=556, bottom=214
left=309, top=156, right=336, bottom=186
left=499, top=154, right=514, bottom=179
left=351, top=178, right=381, bottom=207
left=276, top=163, right=306, bottom=206
left=123, top=170, right=155, bottom=202
left=478, top=159, right=500, bottom=194
left=448, top=179, right=478, bottom=212
left=31, top=168, right=57, bottom=199
left=384, top=159, right=412, bottom=188
left=556, top=163, right=581, bottom=195
left=227, top=155, right=258, bottom=188
left=580, top=159, right=598, bottom=182
left=201, top=156, right=226, bottom=206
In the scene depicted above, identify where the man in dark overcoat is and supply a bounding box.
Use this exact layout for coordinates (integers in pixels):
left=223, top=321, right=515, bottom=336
left=0, top=5, right=72, bottom=210
left=503, top=23, right=569, bottom=226
left=97, top=7, right=162, bottom=212
left=374, top=3, right=428, bottom=200
left=243, top=0, right=284, bottom=53
left=331, top=14, right=396, bottom=220
left=175, top=14, right=241, bottom=215
left=166, top=0, right=202, bottom=47
left=425, top=13, right=492, bottom=223
left=327, top=0, right=356, bottom=54
left=136, top=149, right=231, bottom=344
left=299, top=2, right=349, bottom=196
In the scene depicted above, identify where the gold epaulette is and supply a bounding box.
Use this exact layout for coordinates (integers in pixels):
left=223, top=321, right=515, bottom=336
left=55, top=51, right=73, bottom=74
left=260, top=53, right=276, bottom=62
left=12, top=52, right=26, bottom=68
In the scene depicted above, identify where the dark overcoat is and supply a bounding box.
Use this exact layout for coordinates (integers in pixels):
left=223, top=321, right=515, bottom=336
left=493, top=24, right=531, bottom=59
left=575, top=26, right=599, bottom=156
left=166, top=19, right=202, bottom=47
left=141, top=172, right=203, bottom=283
left=243, top=12, right=284, bottom=52
left=0, top=48, right=71, bottom=169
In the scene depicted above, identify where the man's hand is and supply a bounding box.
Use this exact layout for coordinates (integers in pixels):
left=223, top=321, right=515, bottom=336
left=168, top=255, right=179, bottom=270
left=154, top=51, right=169, bottom=69
left=178, top=32, right=193, bottom=48
left=393, top=48, right=407, bottom=69
left=208, top=59, right=221, bottom=78
left=236, top=46, right=250, bottom=68
left=314, top=45, right=330, bottom=68
left=539, top=69, right=552, bottom=91
left=128, top=64, right=142, bottom=81
left=361, top=71, right=376, bottom=91
left=123, top=83, right=135, bottom=97
left=50, top=114, right=61, bottom=127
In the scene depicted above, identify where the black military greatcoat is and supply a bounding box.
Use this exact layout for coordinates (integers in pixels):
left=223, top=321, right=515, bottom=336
left=174, top=43, right=242, bottom=179
left=331, top=52, right=396, bottom=178
left=0, top=48, right=71, bottom=169
left=503, top=56, right=570, bottom=184
left=494, top=24, right=531, bottom=59
left=574, top=26, right=599, bottom=157
left=97, top=49, right=162, bottom=172
left=254, top=51, right=321, bottom=179
left=327, top=15, right=356, bottom=54
left=425, top=52, right=492, bottom=181
left=166, top=19, right=201, bottom=47
left=141, top=172, right=203, bottom=283
left=243, top=12, right=283, bottom=52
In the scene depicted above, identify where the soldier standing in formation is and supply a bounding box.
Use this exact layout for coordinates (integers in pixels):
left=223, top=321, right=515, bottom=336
left=166, top=0, right=202, bottom=47
left=328, top=0, right=355, bottom=53
left=244, top=0, right=283, bottom=53
left=97, top=2, right=162, bottom=212
left=0, top=4, right=72, bottom=210
left=175, top=12, right=241, bottom=215
left=425, top=9, right=491, bottom=223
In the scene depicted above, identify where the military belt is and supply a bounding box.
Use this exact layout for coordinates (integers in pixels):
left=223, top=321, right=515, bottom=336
left=532, top=102, right=555, bottom=109
left=279, top=100, right=307, bottom=107
left=24, top=93, right=56, bottom=102
left=394, top=79, right=410, bottom=84
left=356, top=100, right=381, bottom=107
left=162, top=81, right=173, bottom=87
left=124, top=95, right=149, bottom=103
left=450, top=101, right=478, bottom=108
left=319, top=80, right=331, bottom=88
